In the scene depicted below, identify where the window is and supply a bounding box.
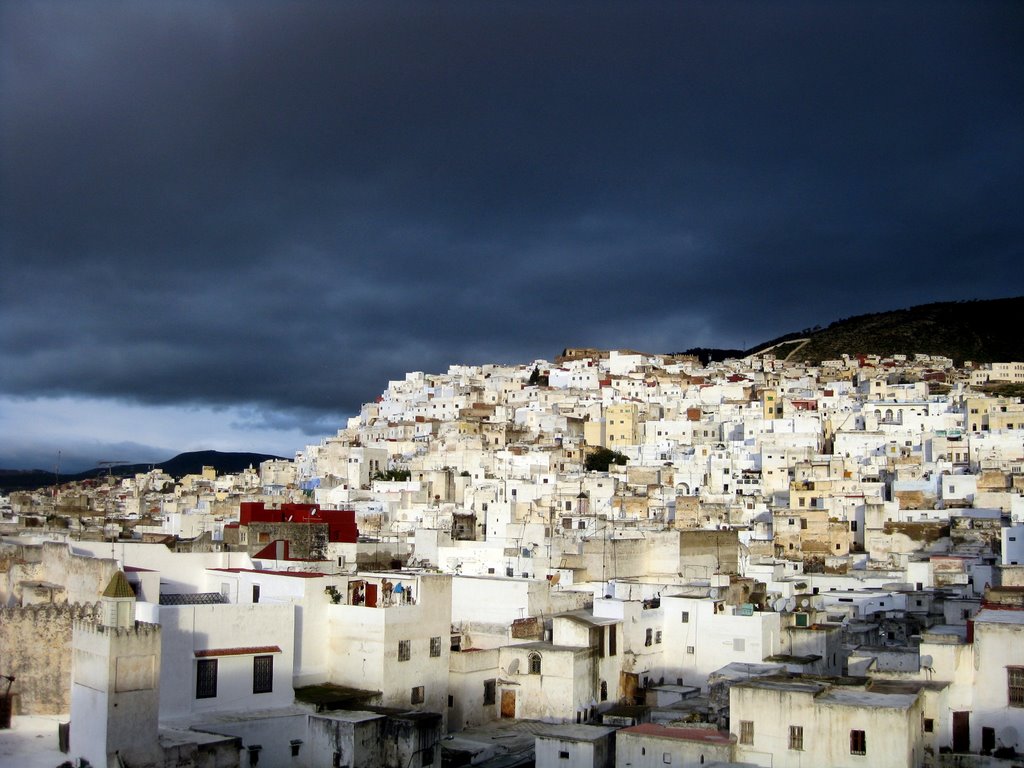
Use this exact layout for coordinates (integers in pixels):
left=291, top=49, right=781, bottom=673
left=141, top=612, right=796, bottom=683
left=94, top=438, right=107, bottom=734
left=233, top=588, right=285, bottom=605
left=662, top=753, right=672, bottom=764
left=411, top=685, right=424, bottom=704
left=645, top=628, right=653, bottom=646
left=1009, top=666, right=1024, bottom=707
left=789, top=725, right=803, bottom=751
left=609, top=627, right=617, bottom=656
left=528, top=652, right=542, bottom=675
left=923, top=718, right=934, bottom=733
left=252, top=584, right=261, bottom=603
left=430, top=636, right=442, bottom=657
left=733, top=638, right=745, bottom=652
left=739, top=721, right=753, bottom=745
left=655, top=630, right=662, bottom=644
left=398, top=640, right=411, bottom=662
left=600, top=680, right=608, bottom=701
left=253, top=655, right=273, bottom=694
left=483, top=679, right=496, bottom=705
left=447, top=695, right=454, bottom=708
left=681, top=611, right=690, bottom=623
left=196, top=659, right=217, bottom=699
left=559, top=751, right=570, bottom=760
left=850, top=730, right=866, bottom=755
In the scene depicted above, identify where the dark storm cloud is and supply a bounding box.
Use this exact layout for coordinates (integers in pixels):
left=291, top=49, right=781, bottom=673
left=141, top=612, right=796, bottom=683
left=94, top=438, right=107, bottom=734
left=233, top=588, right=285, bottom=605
left=2, top=2, right=1022, bottom=439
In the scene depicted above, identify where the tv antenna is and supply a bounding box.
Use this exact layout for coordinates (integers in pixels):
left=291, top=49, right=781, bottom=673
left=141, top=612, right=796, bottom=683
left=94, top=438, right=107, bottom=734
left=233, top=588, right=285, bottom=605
left=97, top=460, right=129, bottom=478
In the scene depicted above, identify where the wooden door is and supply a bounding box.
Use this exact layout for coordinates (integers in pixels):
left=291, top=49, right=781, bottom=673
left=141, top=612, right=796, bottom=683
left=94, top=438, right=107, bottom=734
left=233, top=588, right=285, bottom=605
left=953, top=711, right=970, bottom=753
left=500, top=689, right=516, bottom=719
left=365, top=583, right=378, bottom=608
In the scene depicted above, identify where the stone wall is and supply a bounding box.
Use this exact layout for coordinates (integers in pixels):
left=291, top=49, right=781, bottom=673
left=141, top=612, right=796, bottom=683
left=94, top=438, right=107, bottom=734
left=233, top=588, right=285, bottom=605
left=680, top=529, right=739, bottom=575
left=247, top=521, right=329, bottom=559
left=0, top=602, right=99, bottom=714
left=1, top=541, right=119, bottom=608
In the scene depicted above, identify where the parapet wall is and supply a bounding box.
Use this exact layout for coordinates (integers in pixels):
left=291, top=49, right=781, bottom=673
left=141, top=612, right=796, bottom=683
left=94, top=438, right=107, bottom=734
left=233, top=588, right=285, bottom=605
left=0, top=601, right=100, bottom=714
left=0, top=540, right=119, bottom=607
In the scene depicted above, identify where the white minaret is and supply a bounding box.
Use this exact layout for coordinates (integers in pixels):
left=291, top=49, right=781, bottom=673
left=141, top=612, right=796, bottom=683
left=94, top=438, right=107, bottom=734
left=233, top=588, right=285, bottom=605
left=70, top=571, right=163, bottom=768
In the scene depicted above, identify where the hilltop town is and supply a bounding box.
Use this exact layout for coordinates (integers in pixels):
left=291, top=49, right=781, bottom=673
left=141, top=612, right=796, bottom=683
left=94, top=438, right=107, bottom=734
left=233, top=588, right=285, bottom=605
left=2, top=350, right=1024, bottom=768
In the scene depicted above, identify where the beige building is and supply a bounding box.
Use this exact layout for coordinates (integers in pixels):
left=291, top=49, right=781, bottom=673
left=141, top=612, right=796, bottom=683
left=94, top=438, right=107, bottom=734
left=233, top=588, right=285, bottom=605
left=584, top=402, right=641, bottom=449
left=730, top=676, right=927, bottom=767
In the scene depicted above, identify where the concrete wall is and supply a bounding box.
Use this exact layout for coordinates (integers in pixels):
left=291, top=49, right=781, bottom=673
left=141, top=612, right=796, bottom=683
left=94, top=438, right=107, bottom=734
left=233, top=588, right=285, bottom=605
left=157, top=602, right=295, bottom=720
left=448, top=647, right=500, bottom=732
left=536, top=729, right=613, bottom=768
left=660, top=596, right=780, bottom=690
left=615, top=728, right=733, bottom=768
left=70, top=620, right=163, bottom=768
left=326, top=574, right=452, bottom=722
left=731, top=682, right=922, bottom=768
left=198, top=712, right=308, bottom=768
left=497, top=644, right=595, bottom=722
left=971, top=615, right=1024, bottom=754
left=307, top=712, right=387, bottom=768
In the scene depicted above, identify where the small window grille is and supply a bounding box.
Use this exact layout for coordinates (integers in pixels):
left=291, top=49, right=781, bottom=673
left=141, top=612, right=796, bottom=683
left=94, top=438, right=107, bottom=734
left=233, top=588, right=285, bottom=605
left=850, top=730, right=866, bottom=755
left=252, top=654, right=273, bottom=694
left=789, top=725, right=803, bottom=751
left=739, top=721, right=753, bottom=745
left=196, top=659, right=217, bottom=699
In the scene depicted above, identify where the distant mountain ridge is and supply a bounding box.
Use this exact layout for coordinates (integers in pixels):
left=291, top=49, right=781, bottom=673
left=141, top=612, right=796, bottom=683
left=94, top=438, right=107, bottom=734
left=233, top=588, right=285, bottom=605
left=761, top=296, right=1024, bottom=364
left=0, top=450, right=285, bottom=493
left=683, top=296, right=1024, bottom=365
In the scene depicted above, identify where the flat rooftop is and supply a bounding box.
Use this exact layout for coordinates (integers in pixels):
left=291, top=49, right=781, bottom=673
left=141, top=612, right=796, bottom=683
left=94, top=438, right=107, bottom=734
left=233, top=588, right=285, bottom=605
left=975, top=608, right=1024, bottom=625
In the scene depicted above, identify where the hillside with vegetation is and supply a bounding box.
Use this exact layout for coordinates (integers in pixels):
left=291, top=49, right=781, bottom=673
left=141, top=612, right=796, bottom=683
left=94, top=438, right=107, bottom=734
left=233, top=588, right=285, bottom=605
left=764, top=297, right=1024, bottom=365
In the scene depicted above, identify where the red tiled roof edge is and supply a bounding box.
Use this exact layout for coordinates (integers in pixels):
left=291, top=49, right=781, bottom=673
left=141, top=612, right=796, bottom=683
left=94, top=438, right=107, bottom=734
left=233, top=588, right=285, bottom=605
left=195, top=645, right=282, bottom=658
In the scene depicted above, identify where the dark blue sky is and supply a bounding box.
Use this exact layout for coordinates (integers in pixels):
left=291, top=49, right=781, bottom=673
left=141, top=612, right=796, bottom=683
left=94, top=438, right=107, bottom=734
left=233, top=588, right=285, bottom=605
left=1, top=1, right=1022, bottom=470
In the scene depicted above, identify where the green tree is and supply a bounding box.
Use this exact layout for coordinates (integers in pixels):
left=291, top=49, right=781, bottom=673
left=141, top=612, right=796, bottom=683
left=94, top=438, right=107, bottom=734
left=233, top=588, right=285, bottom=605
left=585, top=447, right=628, bottom=472
left=372, top=468, right=411, bottom=481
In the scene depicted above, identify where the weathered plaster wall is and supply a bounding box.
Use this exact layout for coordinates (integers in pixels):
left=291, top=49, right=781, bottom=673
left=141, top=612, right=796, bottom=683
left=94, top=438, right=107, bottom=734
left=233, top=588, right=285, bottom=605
left=0, top=601, right=100, bottom=713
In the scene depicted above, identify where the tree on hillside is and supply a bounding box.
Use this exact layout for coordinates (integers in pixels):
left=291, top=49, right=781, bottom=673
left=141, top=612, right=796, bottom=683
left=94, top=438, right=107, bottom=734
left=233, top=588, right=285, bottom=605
left=585, top=447, right=628, bottom=472
left=372, top=468, right=411, bottom=481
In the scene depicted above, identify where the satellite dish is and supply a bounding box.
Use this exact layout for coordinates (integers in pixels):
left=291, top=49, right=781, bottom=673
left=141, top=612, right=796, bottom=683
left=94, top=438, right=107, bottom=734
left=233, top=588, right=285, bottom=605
left=920, top=655, right=933, bottom=669
left=550, top=573, right=561, bottom=586
left=999, top=726, right=1018, bottom=746
left=709, top=588, right=720, bottom=599
left=507, top=658, right=520, bottom=675
left=773, top=597, right=788, bottom=612
left=785, top=598, right=797, bottom=612
left=800, top=599, right=810, bottom=608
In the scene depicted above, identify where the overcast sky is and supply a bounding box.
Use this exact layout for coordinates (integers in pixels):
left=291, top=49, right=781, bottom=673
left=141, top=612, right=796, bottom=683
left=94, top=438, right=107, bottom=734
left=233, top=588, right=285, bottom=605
left=2, top=1, right=1022, bottom=472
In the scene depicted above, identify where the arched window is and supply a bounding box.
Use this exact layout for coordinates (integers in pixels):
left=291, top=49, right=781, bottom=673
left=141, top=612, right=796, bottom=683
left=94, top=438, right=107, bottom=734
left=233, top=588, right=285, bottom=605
left=528, top=652, right=542, bottom=675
